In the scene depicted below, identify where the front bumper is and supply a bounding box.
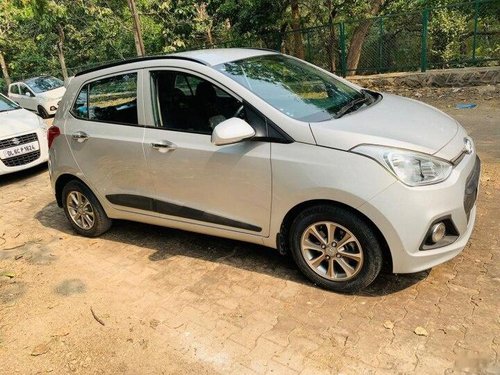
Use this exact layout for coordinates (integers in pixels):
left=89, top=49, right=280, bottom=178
left=0, top=128, right=49, bottom=176
left=360, top=152, right=480, bottom=273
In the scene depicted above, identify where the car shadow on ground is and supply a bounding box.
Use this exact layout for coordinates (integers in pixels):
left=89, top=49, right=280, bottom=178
left=35, top=201, right=429, bottom=296
left=0, top=163, right=48, bottom=187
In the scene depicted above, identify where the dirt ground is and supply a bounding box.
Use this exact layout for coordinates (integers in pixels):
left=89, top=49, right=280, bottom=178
left=0, top=86, right=499, bottom=374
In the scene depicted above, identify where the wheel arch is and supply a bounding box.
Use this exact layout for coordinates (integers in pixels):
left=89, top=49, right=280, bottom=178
left=55, top=174, right=89, bottom=207
left=277, top=199, right=393, bottom=273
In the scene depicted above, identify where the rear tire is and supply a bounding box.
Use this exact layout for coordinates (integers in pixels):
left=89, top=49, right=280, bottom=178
left=289, top=205, right=383, bottom=293
left=62, top=180, right=112, bottom=237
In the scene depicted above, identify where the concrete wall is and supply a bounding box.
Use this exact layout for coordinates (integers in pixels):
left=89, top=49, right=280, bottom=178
left=348, top=66, right=500, bottom=88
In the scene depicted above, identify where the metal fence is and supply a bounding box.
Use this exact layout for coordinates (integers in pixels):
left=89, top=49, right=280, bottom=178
left=202, top=0, right=499, bottom=76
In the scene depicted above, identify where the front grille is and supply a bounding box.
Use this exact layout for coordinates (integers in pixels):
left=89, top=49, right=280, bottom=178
left=0, top=133, right=38, bottom=150
left=464, top=156, right=481, bottom=221
left=1, top=150, right=41, bottom=167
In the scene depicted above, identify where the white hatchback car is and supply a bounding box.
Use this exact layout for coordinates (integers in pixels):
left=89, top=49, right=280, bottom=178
left=48, top=49, right=480, bottom=292
left=0, top=93, right=48, bottom=175
left=8, top=76, right=66, bottom=118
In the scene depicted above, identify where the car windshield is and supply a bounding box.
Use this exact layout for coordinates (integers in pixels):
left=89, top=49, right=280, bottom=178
left=0, top=94, right=21, bottom=112
left=25, top=76, right=64, bottom=93
left=215, top=54, right=364, bottom=122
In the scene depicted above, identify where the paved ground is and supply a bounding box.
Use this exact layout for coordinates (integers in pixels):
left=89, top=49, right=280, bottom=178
left=0, top=86, right=499, bottom=374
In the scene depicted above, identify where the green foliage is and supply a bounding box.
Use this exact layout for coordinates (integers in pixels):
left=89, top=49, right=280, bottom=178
left=0, top=0, right=498, bottom=87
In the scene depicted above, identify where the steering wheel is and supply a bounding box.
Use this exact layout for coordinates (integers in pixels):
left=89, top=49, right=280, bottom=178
left=233, top=105, right=245, bottom=118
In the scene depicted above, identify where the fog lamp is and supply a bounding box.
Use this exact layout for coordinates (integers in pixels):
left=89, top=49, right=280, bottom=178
left=50, top=106, right=57, bottom=111
left=430, top=222, right=446, bottom=243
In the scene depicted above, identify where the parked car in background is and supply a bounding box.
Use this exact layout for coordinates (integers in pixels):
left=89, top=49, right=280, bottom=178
left=0, top=93, right=48, bottom=175
left=48, top=48, right=479, bottom=292
left=8, top=76, right=66, bottom=118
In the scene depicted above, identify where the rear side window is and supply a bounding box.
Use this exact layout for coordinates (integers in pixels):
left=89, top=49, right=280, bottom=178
left=72, top=73, right=138, bottom=125
left=9, top=85, right=20, bottom=95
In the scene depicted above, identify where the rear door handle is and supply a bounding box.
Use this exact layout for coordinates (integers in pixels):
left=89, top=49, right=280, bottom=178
left=151, top=140, right=177, bottom=152
left=72, top=131, right=89, bottom=143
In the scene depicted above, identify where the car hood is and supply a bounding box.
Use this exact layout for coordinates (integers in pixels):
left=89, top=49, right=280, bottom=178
left=310, top=93, right=459, bottom=158
left=38, top=86, right=66, bottom=100
left=0, top=108, right=41, bottom=138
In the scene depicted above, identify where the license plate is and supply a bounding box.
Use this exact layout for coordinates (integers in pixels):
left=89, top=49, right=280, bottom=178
left=0, top=141, right=40, bottom=159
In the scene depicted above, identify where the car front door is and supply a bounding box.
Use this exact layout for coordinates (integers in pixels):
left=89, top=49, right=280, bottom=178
left=18, top=83, right=37, bottom=111
left=142, top=69, right=272, bottom=237
left=63, top=70, right=154, bottom=211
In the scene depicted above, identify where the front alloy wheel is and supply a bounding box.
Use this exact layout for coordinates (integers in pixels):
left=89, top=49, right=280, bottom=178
left=290, top=205, right=383, bottom=293
left=301, top=221, right=364, bottom=281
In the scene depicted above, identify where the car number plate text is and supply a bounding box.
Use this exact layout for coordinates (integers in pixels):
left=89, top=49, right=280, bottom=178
left=1, top=141, right=40, bottom=159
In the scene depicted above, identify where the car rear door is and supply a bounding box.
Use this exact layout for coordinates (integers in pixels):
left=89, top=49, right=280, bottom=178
left=8, top=84, right=22, bottom=105
left=141, top=68, right=272, bottom=237
left=63, top=70, right=154, bottom=210
left=18, top=84, right=37, bottom=111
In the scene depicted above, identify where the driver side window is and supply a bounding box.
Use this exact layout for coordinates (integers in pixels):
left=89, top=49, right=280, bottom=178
left=19, top=84, right=32, bottom=97
left=151, top=71, right=241, bottom=135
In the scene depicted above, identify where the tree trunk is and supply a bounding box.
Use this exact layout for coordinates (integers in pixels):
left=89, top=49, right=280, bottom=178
left=206, top=26, right=214, bottom=46
left=56, top=25, right=68, bottom=81
left=325, top=0, right=337, bottom=72
left=346, top=0, right=385, bottom=76
left=0, top=52, right=11, bottom=88
left=290, top=0, right=304, bottom=59
left=127, top=0, right=146, bottom=56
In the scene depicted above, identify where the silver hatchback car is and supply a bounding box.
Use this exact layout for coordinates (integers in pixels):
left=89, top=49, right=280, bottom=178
left=48, top=48, right=479, bottom=292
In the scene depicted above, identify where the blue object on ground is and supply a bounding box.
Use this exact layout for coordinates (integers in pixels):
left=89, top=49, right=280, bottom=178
left=455, top=103, right=477, bottom=109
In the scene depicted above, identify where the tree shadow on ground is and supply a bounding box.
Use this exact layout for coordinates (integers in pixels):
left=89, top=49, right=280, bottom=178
left=35, top=201, right=428, bottom=296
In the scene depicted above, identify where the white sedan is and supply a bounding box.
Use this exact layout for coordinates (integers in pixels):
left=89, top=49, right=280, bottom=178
left=0, top=93, right=49, bottom=175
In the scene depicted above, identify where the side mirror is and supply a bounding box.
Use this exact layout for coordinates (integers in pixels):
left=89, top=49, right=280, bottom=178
left=211, top=117, right=255, bottom=146
left=26, top=92, right=34, bottom=97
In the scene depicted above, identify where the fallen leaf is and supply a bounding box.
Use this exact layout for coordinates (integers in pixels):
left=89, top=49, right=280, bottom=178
left=414, top=326, right=428, bottom=336
left=31, top=343, right=50, bottom=356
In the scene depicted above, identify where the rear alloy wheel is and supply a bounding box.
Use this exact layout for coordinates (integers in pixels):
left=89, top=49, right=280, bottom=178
left=67, top=191, right=95, bottom=230
left=62, top=180, right=112, bottom=237
left=289, top=205, right=383, bottom=293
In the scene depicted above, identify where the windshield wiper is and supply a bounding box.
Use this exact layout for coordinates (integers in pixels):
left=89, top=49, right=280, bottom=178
left=335, top=92, right=371, bottom=119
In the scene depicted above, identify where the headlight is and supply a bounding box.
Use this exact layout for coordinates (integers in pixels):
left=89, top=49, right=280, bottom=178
left=352, top=145, right=453, bottom=186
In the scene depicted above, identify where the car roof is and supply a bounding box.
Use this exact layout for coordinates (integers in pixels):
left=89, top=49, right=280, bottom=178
left=10, top=75, right=56, bottom=85
left=174, top=48, right=277, bottom=66
left=74, top=48, right=278, bottom=77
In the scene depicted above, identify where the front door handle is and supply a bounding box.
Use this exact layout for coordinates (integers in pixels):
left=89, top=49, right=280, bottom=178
left=151, top=140, right=177, bottom=153
left=72, top=131, right=89, bottom=143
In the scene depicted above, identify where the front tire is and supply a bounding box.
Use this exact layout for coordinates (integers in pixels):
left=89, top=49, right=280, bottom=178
left=62, top=180, right=112, bottom=237
left=38, top=105, right=49, bottom=119
left=289, top=205, right=383, bottom=293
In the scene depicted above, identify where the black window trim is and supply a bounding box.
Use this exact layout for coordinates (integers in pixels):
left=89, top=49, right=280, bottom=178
left=69, top=69, right=142, bottom=128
